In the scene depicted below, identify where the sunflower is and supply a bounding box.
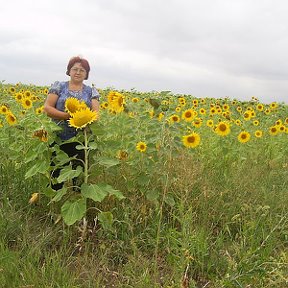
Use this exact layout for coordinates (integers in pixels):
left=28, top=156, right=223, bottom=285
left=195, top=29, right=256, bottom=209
left=236, top=106, right=242, bottom=113
left=255, top=130, right=263, bottom=138
left=243, top=110, right=252, bottom=121
left=107, top=91, right=125, bottom=113
left=269, top=102, right=278, bottom=110
left=279, top=125, right=286, bottom=133
left=65, top=97, right=86, bottom=115
left=253, top=120, right=259, bottom=126
left=24, top=90, right=31, bottom=97
left=158, top=112, right=165, bottom=121
left=35, top=106, right=44, bottom=115
left=0, top=105, right=9, bottom=114
left=6, top=113, right=17, bottom=126
left=68, top=107, right=98, bottom=129
left=199, top=108, right=206, bottom=115
left=22, top=98, right=33, bottom=109
left=33, top=129, right=48, bottom=142
left=169, top=114, right=180, bottom=124
left=182, top=132, right=201, bottom=148
left=269, top=126, right=279, bottom=136
left=182, top=109, right=195, bottom=122
left=238, top=131, right=251, bottom=143
left=15, top=92, right=23, bottom=102
left=100, top=102, right=109, bottom=109
left=132, top=97, right=139, bottom=103
left=215, top=121, right=231, bottom=136
left=192, top=118, right=202, bottom=128
left=206, top=119, right=214, bottom=128
left=29, top=193, right=39, bottom=204
left=136, top=141, right=147, bottom=153
left=9, top=87, right=16, bottom=94
left=256, top=104, right=264, bottom=111
left=175, top=106, right=182, bottom=112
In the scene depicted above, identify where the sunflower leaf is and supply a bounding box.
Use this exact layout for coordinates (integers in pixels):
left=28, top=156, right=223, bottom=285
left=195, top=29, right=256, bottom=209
left=98, top=211, right=114, bottom=231
left=97, top=157, right=120, bottom=168
left=81, top=183, right=108, bottom=202
left=57, top=165, right=82, bottom=183
left=61, top=198, right=86, bottom=226
left=25, top=160, right=49, bottom=179
left=51, top=187, right=68, bottom=202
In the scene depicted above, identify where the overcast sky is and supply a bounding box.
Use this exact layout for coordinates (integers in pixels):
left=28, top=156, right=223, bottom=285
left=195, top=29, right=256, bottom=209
left=1, top=0, right=288, bottom=103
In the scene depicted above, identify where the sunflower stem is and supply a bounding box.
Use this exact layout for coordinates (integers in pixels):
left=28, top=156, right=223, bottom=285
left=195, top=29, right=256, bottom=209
left=83, top=128, right=89, bottom=184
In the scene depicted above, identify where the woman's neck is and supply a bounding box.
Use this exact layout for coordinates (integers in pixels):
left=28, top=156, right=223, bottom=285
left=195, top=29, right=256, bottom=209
left=69, top=81, right=83, bottom=91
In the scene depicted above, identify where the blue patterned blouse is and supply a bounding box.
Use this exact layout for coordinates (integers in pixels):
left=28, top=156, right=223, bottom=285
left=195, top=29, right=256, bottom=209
left=48, top=81, right=100, bottom=140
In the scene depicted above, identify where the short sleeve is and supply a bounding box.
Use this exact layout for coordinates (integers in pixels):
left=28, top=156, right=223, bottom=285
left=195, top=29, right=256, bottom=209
left=91, top=86, right=100, bottom=101
left=48, top=81, right=62, bottom=95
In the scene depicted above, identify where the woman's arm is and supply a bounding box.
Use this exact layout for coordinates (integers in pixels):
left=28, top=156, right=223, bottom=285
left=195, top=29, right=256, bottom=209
left=91, top=98, right=100, bottom=113
left=44, top=93, right=70, bottom=120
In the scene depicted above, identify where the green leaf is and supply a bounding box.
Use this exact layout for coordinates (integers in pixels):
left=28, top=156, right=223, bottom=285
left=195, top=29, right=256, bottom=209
left=57, top=165, right=82, bottom=183
left=61, top=198, right=86, bottom=226
left=88, top=142, right=98, bottom=150
left=98, top=157, right=120, bottom=168
left=137, top=174, right=150, bottom=186
left=98, top=211, right=113, bottom=231
left=51, top=187, right=68, bottom=202
left=98, top=183, right=125, bottom=200
left=25, top=160, right=49, bottom=179
left=164, top=193, right=176, bottom=207
left=146, top=189, right=159, bottom=202
left=81, top=183, right=108, bottom=202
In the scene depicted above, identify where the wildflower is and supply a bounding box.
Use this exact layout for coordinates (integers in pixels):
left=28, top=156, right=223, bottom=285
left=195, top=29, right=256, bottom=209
left=182, top=132, right=201, bottom=148
left=68, top=107, right=98, bottom=129
left=136, top=141, right=147, bottom=153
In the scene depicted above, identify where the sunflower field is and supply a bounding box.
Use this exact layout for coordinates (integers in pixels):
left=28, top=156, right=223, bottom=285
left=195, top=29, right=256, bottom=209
left=0, top=81, right=287, bottom=287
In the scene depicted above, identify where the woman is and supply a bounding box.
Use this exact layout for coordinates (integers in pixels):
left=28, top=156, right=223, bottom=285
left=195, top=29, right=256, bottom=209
left=44, top=56, right=100, bottom=190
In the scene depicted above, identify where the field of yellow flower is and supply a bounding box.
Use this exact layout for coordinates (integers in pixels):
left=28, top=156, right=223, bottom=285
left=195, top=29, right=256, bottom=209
left=0, top=81, right=287, bottom=287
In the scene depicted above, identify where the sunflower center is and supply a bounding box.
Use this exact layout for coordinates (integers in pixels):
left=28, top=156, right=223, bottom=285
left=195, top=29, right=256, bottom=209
left=219, top=124, right=227, bottom=131
left=187, top=136, right=195, bottom=143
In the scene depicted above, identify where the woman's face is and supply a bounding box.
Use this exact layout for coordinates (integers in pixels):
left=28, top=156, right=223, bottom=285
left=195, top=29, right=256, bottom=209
left=69, top=62, right=87, bottom=82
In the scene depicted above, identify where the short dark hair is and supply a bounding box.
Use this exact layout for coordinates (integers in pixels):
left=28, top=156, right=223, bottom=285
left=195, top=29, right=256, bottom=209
left=66, top=56, right=90, bottom=80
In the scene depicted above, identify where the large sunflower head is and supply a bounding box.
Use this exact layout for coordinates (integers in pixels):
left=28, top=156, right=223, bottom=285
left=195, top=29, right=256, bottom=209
left=65, top=97, right=87, bottom=115
left=182, top=132, right=201, bottom=148
left=182, top=109, right=195, bottom=122
left=68, top=107, right=98, bottom=129
left=215, top=121, right=231, bottom=136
